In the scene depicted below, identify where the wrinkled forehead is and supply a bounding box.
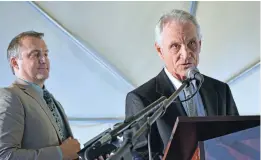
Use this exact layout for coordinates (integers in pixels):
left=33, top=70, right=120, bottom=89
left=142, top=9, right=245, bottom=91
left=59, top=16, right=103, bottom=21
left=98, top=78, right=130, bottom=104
left=162, top=20, right=198, bottom=41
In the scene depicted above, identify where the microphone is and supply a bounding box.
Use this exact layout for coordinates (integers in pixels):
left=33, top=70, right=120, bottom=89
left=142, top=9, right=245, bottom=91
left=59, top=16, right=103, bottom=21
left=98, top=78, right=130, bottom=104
left=186, top=66, right=204, bottom=82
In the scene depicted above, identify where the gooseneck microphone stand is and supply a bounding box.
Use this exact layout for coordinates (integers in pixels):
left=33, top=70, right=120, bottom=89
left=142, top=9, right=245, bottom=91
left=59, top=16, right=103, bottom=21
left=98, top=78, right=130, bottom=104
left=107, top=79, right=191, bottom=160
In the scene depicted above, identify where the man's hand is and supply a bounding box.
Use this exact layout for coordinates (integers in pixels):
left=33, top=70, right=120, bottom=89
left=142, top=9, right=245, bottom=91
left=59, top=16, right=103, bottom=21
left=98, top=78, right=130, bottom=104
left=60, top=137, right=81, bottom=160
left=94, top=154, right=110, bottom=160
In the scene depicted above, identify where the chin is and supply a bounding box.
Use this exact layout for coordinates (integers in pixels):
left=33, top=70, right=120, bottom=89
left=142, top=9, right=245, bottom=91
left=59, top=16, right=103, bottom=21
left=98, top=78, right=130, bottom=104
left=36, top=74, right=49, bottom=80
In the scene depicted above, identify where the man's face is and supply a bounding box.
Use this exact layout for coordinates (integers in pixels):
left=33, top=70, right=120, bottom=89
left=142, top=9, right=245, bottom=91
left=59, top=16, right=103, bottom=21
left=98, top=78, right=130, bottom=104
left=155, top=21, right=201, bottom=80
left=11, top=36, right=50, bottom=84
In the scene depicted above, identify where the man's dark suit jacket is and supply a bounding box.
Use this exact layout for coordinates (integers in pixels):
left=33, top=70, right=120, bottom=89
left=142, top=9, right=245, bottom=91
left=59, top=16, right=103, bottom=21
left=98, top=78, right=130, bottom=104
left=125, top=69, right=239, bottom=159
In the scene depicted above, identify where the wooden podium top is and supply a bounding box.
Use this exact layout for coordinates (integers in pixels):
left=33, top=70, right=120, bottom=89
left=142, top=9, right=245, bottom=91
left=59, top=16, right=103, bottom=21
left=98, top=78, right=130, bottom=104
left=163, top=115, right=260, bottom=160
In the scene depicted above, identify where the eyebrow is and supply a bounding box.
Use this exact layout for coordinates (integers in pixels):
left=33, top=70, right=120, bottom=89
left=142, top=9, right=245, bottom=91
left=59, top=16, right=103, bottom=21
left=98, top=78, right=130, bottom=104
left=189, top=37, right=197, bottom=41
left=170, top=36, right=197, bottom=43
left=169, top=39, right=182, bottom=44
left=28, top=49, right=49, bottom=54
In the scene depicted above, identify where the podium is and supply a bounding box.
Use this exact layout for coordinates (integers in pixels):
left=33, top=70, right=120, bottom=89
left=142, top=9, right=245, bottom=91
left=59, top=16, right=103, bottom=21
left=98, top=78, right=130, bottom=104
left=163, top=116, right=260, bottom=160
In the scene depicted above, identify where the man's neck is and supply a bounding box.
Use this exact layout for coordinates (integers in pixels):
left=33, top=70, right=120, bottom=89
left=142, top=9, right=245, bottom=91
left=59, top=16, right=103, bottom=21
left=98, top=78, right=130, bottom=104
left=173, top=73, right=186, bottom=81
left=165, top=68, right=186, bottom=81
left=17, top=76, right=44, bottom=88
left=164, top=68, right=197, bottom=90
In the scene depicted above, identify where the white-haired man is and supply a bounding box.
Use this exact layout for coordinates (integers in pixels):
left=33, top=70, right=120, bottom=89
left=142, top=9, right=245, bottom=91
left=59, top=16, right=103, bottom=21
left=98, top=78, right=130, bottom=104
left=125, top=9, right=239, bottom=160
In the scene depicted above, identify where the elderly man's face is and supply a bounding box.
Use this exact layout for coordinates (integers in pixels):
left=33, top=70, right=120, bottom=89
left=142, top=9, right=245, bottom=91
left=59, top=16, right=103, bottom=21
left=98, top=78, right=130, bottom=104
left=155, top=21, right=201, bottom=80
left=11, top=36, right=50, bottom=85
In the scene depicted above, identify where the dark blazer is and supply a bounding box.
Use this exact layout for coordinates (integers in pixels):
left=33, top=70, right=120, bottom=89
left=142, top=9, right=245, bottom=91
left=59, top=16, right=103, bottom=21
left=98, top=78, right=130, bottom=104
left=125, top=69, right=239, bottom=159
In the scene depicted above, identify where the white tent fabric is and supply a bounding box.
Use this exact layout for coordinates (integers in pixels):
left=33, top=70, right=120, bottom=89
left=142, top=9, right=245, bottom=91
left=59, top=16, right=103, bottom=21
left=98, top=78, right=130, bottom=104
left=0, top=1, right=259, bottom=144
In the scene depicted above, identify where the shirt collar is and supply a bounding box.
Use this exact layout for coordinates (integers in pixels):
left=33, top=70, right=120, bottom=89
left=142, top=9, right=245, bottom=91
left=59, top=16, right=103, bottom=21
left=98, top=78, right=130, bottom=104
left=18, top=78, right=44, bottom=97
left=164, top=67, right=196, bottom=89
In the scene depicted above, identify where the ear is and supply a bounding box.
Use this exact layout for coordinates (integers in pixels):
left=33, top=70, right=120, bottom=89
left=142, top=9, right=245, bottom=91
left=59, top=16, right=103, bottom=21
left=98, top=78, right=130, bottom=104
left=198, top=40, right=202, bottom=53
left=10, top=57, right=19, bottom=70
left=155, top=42, right=164, bottom=60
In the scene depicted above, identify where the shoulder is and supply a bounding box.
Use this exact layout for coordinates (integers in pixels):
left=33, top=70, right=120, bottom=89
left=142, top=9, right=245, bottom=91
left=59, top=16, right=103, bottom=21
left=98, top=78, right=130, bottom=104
left=125, top=70, right=164, bottom=109
left=0, top=86, right=24, bottom=113
left=0, top=86, right=17, bottom=98
left=128, top=76, right=157, bottom=99
left=202, top=75, right=232, bottom=96
left=203, top=74, right=228, bottom=87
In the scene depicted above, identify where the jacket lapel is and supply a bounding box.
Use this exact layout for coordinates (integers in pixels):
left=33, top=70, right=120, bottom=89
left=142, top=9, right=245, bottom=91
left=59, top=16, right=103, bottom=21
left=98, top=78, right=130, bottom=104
left=155, top=69, right=187, bottom=116
left=154, top=71, right=219, bottom=116
left=154, top=69, right=187, bottom=148
left=199, top=76, right=218, bottom=116
left=13, top=79, right=63, bottom=142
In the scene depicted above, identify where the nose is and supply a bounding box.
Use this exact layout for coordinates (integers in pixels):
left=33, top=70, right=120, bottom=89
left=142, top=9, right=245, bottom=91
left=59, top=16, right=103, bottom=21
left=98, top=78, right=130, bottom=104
left=180, top=45, right=191, bottom=60
left=39, top=55, right=47, bottom=64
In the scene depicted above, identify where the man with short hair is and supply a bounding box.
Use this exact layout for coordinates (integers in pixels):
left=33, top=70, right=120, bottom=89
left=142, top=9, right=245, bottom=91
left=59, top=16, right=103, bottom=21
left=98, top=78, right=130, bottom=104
left=125, top=9, right=239, bottom=159
left=0, top=31, right=105, bottom=160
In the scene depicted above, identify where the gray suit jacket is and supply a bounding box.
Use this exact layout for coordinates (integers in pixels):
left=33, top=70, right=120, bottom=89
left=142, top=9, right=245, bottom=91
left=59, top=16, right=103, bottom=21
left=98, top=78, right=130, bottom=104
left=0, top=79, right=73, bottom=160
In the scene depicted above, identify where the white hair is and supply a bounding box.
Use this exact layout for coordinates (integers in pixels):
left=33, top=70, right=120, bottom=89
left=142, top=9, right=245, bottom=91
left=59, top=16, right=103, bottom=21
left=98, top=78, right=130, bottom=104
left=155, top=9, right=202, bottom=46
